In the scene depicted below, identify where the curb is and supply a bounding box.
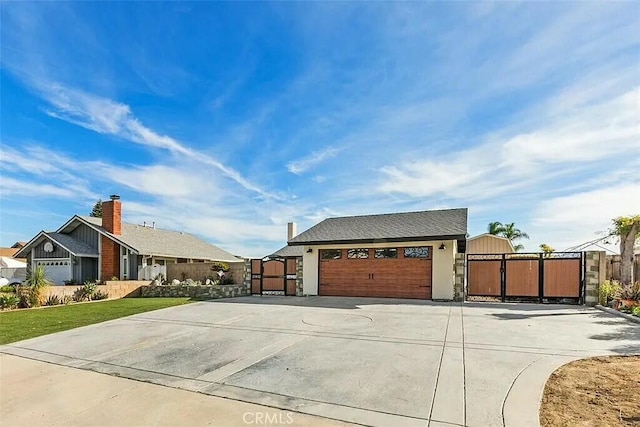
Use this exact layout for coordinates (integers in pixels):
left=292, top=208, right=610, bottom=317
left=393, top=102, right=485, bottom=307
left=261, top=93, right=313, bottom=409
left=594, top=305, right=640, bottom=324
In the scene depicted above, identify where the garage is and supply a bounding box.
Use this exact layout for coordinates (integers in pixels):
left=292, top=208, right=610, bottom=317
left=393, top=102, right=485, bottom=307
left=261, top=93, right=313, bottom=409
left=319, top=247, right=432, bottom=299
left=286, top=208, right=467, bottom=300
left=35, top=259, right=72, bottom=284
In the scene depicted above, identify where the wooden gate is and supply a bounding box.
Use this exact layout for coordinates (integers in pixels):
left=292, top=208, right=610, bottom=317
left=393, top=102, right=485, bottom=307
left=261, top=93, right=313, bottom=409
left=251, top=258, right=298, bottom=296
left=467, top=252, right=584, bottom=303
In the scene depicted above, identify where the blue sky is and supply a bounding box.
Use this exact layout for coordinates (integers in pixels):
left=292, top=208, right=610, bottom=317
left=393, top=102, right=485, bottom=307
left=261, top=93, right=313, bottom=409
left=1, top=2, right=639, bottom=257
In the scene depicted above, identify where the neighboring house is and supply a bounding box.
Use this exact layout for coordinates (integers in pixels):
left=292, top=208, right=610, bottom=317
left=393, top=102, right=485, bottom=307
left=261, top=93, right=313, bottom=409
left=467, top=234, right=515, bottom=254
left=0, top=241, right=27, bottom=260
left=267, top=222, right=304, bottom=259
left=287, top=208, right=468, bottom=300
left=14, top=195, right=240, bottom=285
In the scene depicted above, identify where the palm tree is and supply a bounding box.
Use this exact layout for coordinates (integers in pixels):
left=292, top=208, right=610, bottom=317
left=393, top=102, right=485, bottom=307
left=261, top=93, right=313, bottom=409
left=500, top=222, right=529, bottom=241
left=487, top=221, right=505, bottom=235
left=486, top=221, right=530, bottom=252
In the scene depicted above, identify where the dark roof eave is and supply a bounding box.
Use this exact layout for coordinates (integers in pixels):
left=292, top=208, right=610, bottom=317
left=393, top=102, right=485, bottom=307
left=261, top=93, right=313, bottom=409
left=288, top=234, right=467, bottom=246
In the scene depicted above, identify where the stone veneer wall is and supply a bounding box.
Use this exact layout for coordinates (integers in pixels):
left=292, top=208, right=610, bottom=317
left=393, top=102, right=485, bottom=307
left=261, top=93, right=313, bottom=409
left=296, top=257, right=303, bottom=296
left=584, top=251, right=606, bottom=306
left=243, top=258, right=251, bottom=292
left=454, top=253, right=465, bottom=302
left=139, top=283, right=249, bottom=299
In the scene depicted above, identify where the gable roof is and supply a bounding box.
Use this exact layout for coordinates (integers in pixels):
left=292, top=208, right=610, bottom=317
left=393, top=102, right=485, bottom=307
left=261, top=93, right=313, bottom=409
left=79, top=216, right=240, bottom=262
left=288, top=208, right=468, bottom=248
left=14, top=231, right=99, bottom=258
left=267, top=244, right=304, bottom=259
left=467, top=233, right=515, bottom=252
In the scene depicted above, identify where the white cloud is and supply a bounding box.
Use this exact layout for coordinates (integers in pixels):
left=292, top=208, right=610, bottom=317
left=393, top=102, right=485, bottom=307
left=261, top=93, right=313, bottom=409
left=287, top=146, right=342, bottom=174
left=529, top=182, right=640, bottom=252
left=377, top=86, right=640, bottom=200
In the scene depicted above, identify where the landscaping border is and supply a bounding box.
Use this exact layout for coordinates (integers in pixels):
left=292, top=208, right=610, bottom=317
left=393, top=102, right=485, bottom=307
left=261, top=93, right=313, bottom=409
left=594, top=304, right=640, bottom=324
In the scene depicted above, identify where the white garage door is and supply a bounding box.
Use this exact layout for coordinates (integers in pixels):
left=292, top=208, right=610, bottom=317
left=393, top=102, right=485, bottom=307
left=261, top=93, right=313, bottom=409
left=35, top=260, right=71, bottom=285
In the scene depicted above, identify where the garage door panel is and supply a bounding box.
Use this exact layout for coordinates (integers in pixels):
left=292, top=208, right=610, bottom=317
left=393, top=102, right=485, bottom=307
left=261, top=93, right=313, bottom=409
left=319, top=248, right=432, bottom=299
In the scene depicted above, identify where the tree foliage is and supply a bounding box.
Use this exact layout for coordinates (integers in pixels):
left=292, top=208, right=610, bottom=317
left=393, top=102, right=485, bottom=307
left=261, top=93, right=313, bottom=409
left=90, top=199, right=103, bottom=218
left=539, top=243, right=555, bottom=253
left=487, top=221, right=530, bottom=252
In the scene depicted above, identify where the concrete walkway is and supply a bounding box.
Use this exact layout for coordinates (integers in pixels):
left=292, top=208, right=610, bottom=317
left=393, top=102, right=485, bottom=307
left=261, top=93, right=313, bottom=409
left=0, top=354, right=353, bottom=427
left=1, top=297, right=638, bottom=427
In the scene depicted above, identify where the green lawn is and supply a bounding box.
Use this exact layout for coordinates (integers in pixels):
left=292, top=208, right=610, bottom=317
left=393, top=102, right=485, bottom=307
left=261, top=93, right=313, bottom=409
left=0, top=298, right=192, bottom=345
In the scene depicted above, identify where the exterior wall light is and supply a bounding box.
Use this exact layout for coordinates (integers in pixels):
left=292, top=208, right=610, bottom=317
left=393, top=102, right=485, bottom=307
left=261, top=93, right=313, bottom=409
left=306, top=248, right=313, bottom=253
left=439, top=243, right=446, bottom=250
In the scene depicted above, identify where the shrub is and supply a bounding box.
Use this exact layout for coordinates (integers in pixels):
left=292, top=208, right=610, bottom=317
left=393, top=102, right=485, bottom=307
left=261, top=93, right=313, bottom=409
left=152, top=273, right=166, bottom=285
left=599, top=280, right=622, bottom=306
left=210, top=261, right=230, bottom=272
left=16, top=286, right=33, bottom=308
left=632, top=306, right=640, bottom=317
left=92, top=290, right=109, bottom=300
left=44, top=295, right=62, bottom=306
left=0, top=294, right=19, bottom=309
left=617, top=282, right=640, bottom=300
left=24, top=265, right=52, bottom=306
left=0, top=285, right=16, bottom=293
left=218, top=276, right=235, bottom=285
left=61, top=295, right=73, bottom=305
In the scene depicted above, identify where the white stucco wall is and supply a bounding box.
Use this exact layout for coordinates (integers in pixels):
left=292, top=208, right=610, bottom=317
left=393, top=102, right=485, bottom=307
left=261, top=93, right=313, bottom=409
left=300, top=240, right=458, bottom=300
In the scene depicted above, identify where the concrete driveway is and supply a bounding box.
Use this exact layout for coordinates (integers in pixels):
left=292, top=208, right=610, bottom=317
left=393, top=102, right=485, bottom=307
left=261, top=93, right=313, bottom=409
left=2, top=297, right=638, bottom=427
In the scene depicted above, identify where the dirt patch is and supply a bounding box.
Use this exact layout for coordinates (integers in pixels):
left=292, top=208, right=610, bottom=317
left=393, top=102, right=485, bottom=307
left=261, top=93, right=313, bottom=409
left=540, top=356, right=640, bottom=426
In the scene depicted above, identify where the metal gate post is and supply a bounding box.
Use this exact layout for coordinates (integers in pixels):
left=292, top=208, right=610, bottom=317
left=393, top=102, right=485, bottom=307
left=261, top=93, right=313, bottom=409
left=500, top=254, right=506, bottom=302
left=538, top=253, right=544, bottom=303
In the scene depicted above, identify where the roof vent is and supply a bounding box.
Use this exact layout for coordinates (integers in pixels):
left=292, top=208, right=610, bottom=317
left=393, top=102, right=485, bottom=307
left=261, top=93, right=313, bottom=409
left=110, top=194, right=120, bottom=201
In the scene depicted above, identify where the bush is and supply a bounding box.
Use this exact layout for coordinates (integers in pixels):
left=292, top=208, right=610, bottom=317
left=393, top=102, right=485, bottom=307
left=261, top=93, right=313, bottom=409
left=218, top=276, right=235, bottom=285
left=73, top=282, right=98, bottom=302
left=44, top=295, right=62, bottom=306
left=599, top=280, right=622, bottom=306
left=24, top=265, right=52, bottom=306
left=61, top=295, right=73, bottom=305
left=632, top=306, right=640, bottom=317
left=0, top=285, right=16, bottom=293
left=92, top=290, right=109, bottom=300
left=0, top=294, right=19, bottom=309
left=210, top=261, right=230, bottom=272
left=16, top=286, right=34, bottom=308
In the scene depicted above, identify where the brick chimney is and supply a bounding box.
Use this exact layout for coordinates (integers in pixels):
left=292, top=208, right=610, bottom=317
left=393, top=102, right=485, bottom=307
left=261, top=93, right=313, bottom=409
left=287, top=222, right=297, bottom=241
left=102, top=195, right=122, bottom=235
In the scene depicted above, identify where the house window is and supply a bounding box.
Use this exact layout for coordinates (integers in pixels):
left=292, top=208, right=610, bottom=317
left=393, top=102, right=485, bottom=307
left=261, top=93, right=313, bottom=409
left=177, top=258, right=188, bottom=263
left=404, top=247, right=429, bottom=258
left=374, top=248, right=397, bottom=259
left=347, top=249, right=369, bottom=259
left=320, top=249, right=342, bottom=260
left=122, top=248, right=129, bottom=279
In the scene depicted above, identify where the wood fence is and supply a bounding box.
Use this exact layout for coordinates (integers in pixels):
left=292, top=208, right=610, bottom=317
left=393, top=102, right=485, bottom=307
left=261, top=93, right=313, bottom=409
left=605, top=254, right=640, bottom=282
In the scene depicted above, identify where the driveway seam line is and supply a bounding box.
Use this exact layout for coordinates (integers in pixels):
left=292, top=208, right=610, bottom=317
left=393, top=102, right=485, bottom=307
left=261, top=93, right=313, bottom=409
left=428, top=304, right=452, bottom=426
left=461, top=303, right=467, bottom=427
left=500, top=356, right=545, bottom=427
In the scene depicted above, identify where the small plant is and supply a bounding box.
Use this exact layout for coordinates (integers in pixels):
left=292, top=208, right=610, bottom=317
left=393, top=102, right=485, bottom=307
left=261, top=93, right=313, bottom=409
left=61, top=295, right=73, bottom=305
left=210, top=261, right=230, bottom=272
left=92, top=290, right=109, bottom=300
left=0, top=285, right=16, bottom=293
left=44, top=295, right=62, bottom=306
left=110, top=276, right=119, bottom=281
left=632, top=306, right=640, bottom=317
left=16, top=286, right=33, bottom=308
left=183, top=279, right=201, bottom=286
left=599, top=280, right=622, bottom=306
left=218, top=276, right=235, bottom=285
left=0, top=294, right=19, bottom=309
left=617, top=282, right=640, bottom=300
left=152, top=273, right=166, bottom=285
left=24, top=265, right=52, bottom=306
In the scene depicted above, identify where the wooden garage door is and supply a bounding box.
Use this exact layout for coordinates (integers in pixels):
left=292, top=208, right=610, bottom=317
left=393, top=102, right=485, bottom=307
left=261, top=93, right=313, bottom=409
left=319, top=247, right=432, bottom=299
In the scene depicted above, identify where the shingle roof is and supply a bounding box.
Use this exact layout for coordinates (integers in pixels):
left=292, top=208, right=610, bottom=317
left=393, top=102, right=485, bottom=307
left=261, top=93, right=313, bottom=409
left=267, top=245, right=304, bottom=258
left=80, top=216, right=240, bottom=262
left=45, top=232, right=99, bottom=256
left=288, top=208, right=468, bottom=245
